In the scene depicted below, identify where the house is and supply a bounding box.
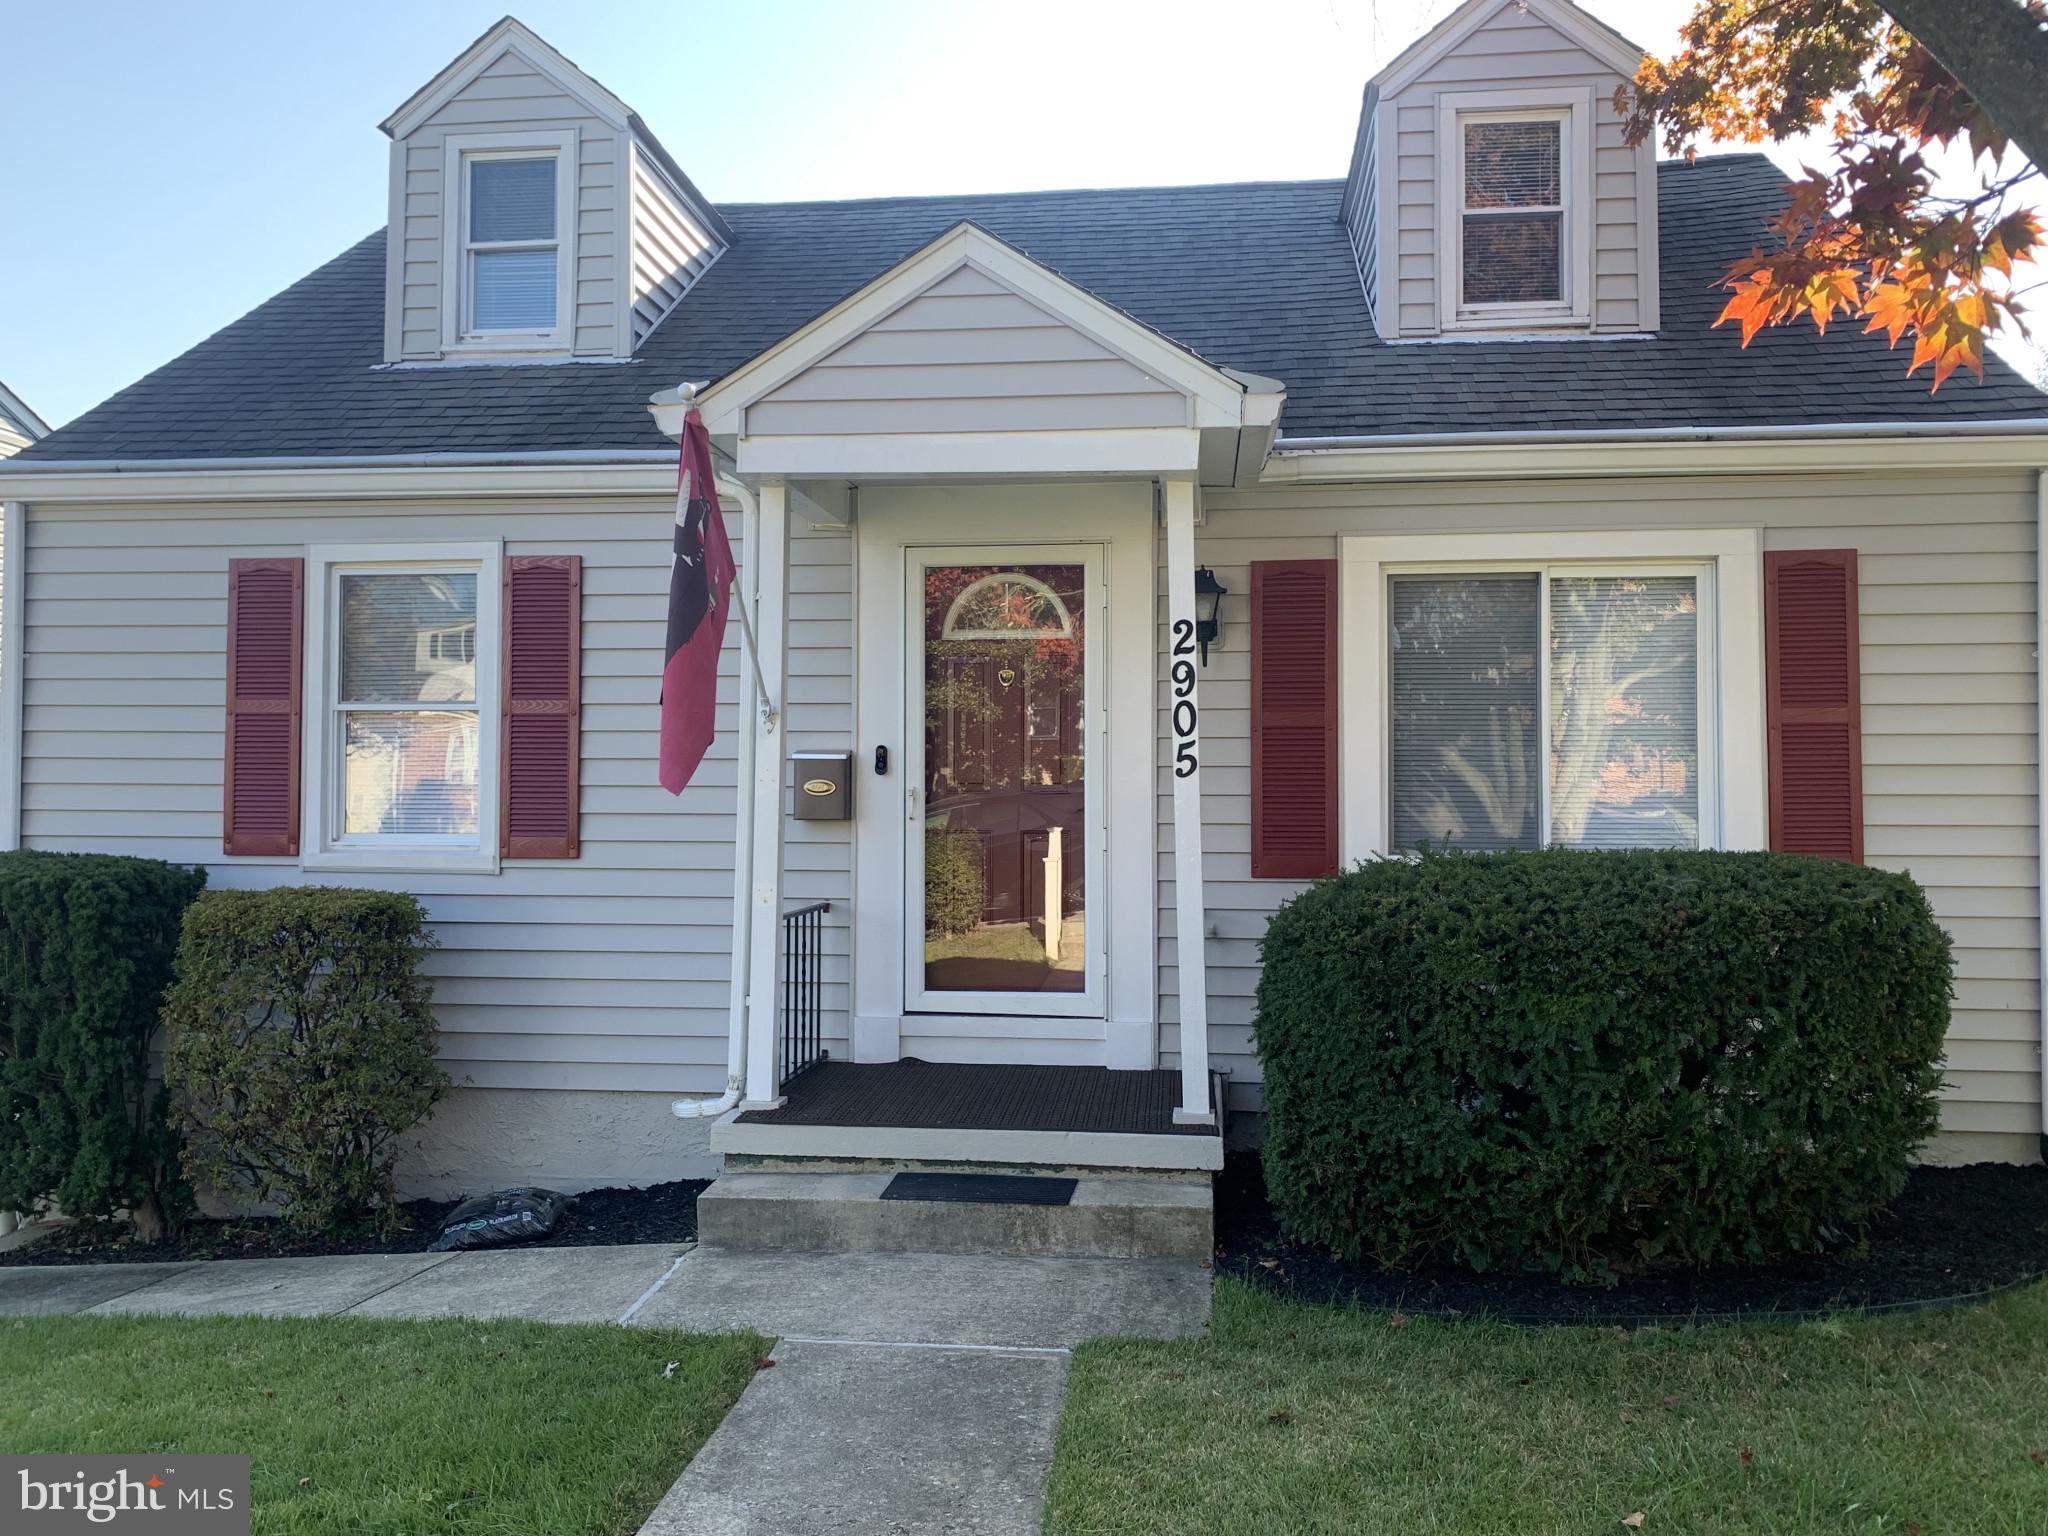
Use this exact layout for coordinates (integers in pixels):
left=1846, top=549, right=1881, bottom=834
left=3, top=2, right=2045, bottom=1239
left=0, top=383, right=47, bottom=461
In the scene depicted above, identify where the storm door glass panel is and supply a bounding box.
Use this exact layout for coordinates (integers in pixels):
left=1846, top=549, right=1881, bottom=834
left=1388, top=574, right=1540, bottom=851
left=923, top=566, right=1086, bottom=993
left=337, top=571, right=480, bottom=839
left=1548, top=574, right=1700, bottom=849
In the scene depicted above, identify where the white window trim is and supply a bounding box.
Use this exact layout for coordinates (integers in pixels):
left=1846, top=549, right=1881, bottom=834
left=1338, top=528, right=1765, bottom=862
left=301, top=541, right=502, bottom=874
left=439, top=129, right=578, bottom=357
left=1437, top=88, right=1594, bottom=333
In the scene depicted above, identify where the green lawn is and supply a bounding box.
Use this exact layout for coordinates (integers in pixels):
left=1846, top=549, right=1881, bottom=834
left=1, top=1314, right=765, bottom=1535
left=1047, top=1277, right=2048, bottom=1536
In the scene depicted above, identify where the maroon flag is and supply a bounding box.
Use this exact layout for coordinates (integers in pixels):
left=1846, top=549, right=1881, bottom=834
left=659, top=408, right=736, bottom=794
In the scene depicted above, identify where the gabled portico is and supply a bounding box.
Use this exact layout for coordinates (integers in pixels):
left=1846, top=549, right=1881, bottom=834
left=652, top=221, right=1282, bottom=1139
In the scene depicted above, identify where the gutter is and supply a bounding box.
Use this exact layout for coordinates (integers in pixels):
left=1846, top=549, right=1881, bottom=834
left=1272, top=418, right=2048, bottom=452
left=0, top=448, right=678, bottom=476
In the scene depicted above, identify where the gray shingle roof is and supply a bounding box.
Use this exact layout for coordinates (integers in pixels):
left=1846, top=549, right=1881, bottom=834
left=15, top=154, right=2044, bottom=464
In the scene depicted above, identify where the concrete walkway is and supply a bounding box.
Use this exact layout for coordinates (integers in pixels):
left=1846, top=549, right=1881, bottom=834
left=0, top=1242, right=689, bottom=1324
left=631, top=1245, right=1209, bottom=1535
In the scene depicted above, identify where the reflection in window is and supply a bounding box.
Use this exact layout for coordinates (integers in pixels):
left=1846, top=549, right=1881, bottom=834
left=1460, top=117, right=1566, bottom=309
left=922, top=564, right=1087, bottom=994
left=1389, top=574, right=1540, bottom=851
left=1388, top=569, right=1703, bottom=852
left=1549, top=575, right=1698, bottom=849
left=337, top=571, right=481, bottom=840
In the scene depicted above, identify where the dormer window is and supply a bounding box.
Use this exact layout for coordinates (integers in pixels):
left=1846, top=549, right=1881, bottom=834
left=1436, top=88, right=1595, bottom=333
left=1459, top=117, right=1565, bottom=308
left=469, top=157, right=559, bottom=331
left=439, top=129, right=578, bottom=354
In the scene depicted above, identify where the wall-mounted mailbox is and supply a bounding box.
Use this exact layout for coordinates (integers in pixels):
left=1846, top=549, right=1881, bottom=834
left=792, top=751, right=854, bottom=820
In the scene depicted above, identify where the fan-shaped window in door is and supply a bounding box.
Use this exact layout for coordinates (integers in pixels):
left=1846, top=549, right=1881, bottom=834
left=941, top=573, right=1076, bottom=641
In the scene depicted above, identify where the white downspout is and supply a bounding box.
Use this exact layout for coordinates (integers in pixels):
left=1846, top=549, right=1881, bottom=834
left=649, top=375, right=768, bottom=1118
left=674, top=474, right=762, bottom=1120
left=2037, top=468, right=2047, bottom=1165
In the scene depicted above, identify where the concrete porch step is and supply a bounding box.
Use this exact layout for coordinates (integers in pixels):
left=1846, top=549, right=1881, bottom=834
left=695, top=1171, right=1213, bottom=1260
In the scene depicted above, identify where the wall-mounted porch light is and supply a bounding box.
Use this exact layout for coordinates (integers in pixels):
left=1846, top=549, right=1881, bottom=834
left=1194, top=566, right=1227, bottom=665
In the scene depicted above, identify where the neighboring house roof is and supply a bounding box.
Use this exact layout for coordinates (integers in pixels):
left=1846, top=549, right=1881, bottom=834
left=0, top=380, right=50, bottom=445
left=14, top=154, right=2045, bottom=465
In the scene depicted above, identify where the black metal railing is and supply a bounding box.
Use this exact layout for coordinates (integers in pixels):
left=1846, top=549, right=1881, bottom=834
left=779, top=901, right=831, bottom=1088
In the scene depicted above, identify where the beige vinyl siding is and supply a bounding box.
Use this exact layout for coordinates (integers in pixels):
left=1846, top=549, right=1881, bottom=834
left=748, top=266, right=1189, bottom=437
left=20, top=497, right=852, bottom=1093
left=1159, top=470, right=2040, bottom=1160
left=1387, top=2, right=1650, bottom=336
left=393, top=50, right=622, bottom=359
left=628, top=144, right=721, bottom=346
left=0, top=423, right=30, bottom=460
left=1343, top=106, right=1380, bottom=321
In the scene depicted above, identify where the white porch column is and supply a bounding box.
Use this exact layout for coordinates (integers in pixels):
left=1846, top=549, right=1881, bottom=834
left=1163, top=475, right=1213, bottom=1125
left=741, top=477, right=791, bottom=1107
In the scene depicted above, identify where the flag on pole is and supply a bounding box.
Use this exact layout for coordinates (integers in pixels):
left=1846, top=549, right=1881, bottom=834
left=659, top=407, right=736, bottom=794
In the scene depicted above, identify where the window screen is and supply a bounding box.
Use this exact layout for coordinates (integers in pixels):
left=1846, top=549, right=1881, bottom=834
left=1389, top=574, right=1541, bottom=851
left=1548, top=575, right=1699, bottom=849
left=467, top=156, right=558, bottom=332
left=1461, top=119, right=1564, bottom=308
left=1387, top=569, right=1704, bottom=854
left=337, top=571, right=481, bottom=840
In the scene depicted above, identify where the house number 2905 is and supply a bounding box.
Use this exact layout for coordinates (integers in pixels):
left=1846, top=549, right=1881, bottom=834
left=1170, top=619, right=1199, bottom=778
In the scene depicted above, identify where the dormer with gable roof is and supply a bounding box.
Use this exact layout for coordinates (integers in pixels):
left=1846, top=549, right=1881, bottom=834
left=1341, top=0, right=1656, bottom=341
left=378, top=16, right=729, bottom=364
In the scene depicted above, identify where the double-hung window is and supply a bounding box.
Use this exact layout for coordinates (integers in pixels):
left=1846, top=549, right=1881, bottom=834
left=440, top=130, right=576, bottom=352
left=304, top=544, right=502, bottom=871
left=1437, top=90, right=1591, bottom=329
left=1458, top=116, right=1566, bottom=308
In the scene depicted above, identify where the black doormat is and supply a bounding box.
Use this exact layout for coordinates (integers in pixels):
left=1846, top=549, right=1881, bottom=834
left=880, top=1172, right=1078, bottom=1207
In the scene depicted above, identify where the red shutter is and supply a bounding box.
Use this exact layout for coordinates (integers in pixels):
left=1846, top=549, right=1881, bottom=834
left=1766, top=549, right=1863, bottom=862
left=501, top=554, right=582, bottom=859
left=223, top=558, right=303, bottom=857
left=1251, top=559, right=1338, bottom=878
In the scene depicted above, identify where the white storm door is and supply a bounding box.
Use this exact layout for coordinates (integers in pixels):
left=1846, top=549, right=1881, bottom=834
left=904, top=545, right=1105, bottom=1019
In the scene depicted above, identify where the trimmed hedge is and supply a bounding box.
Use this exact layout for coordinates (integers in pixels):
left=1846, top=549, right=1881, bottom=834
left=0, top=851, right=207, bottom=1239
left=164, top=886, right=448, bottom=1233
left=924, top=827, right=987, bottom=939
left=1253, top=850, right=1952, bottom=1278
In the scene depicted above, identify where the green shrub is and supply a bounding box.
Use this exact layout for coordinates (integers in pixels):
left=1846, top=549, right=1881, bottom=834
left=164, top=886, right=448, bottom=1234
left=924, top=826, right=986, bottom=939
left=1253, top=849, right=1952, bottom=1279
left=0, top=851, right=206, bottom=1240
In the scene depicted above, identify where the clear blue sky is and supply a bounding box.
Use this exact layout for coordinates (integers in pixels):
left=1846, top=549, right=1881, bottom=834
left=1, top=0, right=2036, bottom=429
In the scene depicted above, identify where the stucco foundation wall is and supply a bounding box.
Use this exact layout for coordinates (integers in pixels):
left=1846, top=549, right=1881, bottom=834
left=394, top=1087, right=716, bottom=1199
left=1161, top=468, right=2042, bottom=1165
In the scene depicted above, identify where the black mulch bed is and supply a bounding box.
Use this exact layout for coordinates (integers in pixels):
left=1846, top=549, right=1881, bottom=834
left=1215, top=1151, right=2048, bottom=1325
left=0, top=1180, right=709, bottom=1267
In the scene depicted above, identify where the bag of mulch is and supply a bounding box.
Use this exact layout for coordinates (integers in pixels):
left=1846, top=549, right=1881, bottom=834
left=428, top=1187, right=576, bottom=1252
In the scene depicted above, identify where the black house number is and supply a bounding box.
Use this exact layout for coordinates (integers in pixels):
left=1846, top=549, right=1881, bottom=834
left=1171, top=618, right=1199, bottom=779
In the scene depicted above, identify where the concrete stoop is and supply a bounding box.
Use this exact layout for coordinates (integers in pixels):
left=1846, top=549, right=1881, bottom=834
left=695, top=1170, right=1212, bottom=1260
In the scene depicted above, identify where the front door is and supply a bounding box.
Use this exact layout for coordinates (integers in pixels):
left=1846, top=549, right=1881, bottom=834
left=905, top=547, right=1103, bottom=1017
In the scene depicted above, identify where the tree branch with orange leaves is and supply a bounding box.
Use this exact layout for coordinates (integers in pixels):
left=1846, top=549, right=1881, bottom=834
left=1619, top=0, right=2045, bottom=389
